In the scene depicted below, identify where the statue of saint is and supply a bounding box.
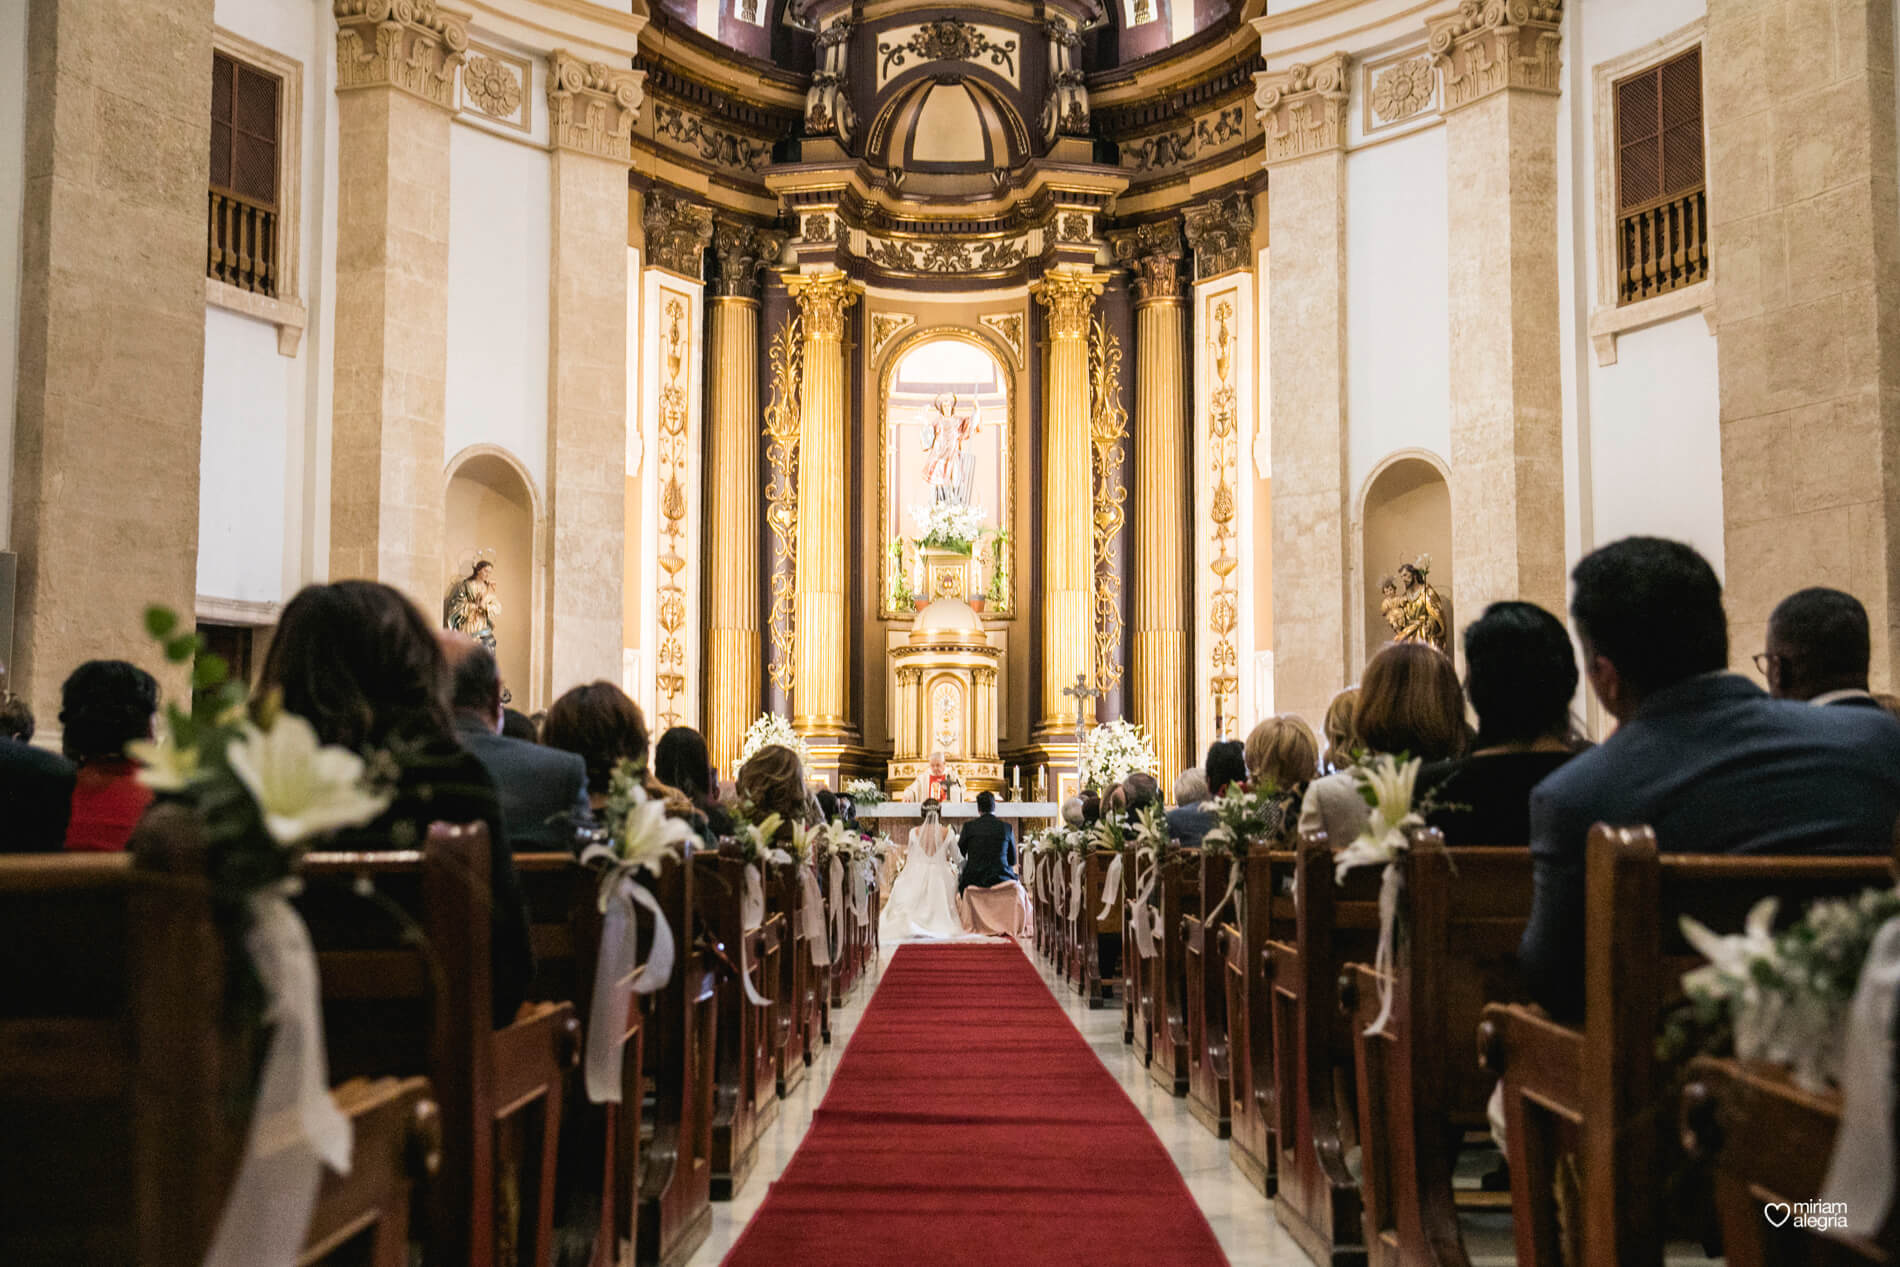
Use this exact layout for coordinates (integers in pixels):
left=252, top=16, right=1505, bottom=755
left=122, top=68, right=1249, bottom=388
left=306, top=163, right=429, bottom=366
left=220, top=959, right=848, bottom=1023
left=445, top=559, right=502, bottom=655
left=921, top=393, right=979, bottom=506
left=1384, top=557, right=1448, bottom=654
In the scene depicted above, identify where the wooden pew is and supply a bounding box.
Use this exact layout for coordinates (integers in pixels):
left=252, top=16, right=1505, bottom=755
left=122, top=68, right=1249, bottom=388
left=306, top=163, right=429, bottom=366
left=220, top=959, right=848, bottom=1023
left=1072, top=851, right=1118, bottom=1009
left=633, top=840, right=717, bottom=1267
left=1183, top=848, right=1233, bottom=1137
left=1346, top=834, right=1533, bottom=1267
left=1220, top=846, right=1296, bottom=1195
left=1681, top=1056, right=1898, bottom=1266
left=1269, top=831, right=1383, bottom=1266
left=1479, top=826, right=1897, bottom=1267
left=298, top=824, right=581, bottom=1267
left=695, top=849, right=785, bottom=1201
left=1148, top=846, right=1201, bottom=1096
left=1125, top=860, right=1153, bottom=1056
left=768, top=858, right=818, bottom=1097
left=516, top=851, right=641, bottom=1267
left=0, top=812, right=437, bottom=1267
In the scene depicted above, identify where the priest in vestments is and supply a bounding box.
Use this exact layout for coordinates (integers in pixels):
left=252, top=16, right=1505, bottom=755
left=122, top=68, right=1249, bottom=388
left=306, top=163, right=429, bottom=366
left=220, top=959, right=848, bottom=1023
left=903, top=751, right=962, bottom=802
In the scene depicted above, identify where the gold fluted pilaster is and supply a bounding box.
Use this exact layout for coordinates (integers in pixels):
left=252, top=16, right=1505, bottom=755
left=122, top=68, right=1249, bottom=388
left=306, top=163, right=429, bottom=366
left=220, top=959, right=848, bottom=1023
left=787, top=270, right=858, bottom=737
left=706, top=295, right=761, bottom=775
left=1033, top=270, right=1110, bottom=735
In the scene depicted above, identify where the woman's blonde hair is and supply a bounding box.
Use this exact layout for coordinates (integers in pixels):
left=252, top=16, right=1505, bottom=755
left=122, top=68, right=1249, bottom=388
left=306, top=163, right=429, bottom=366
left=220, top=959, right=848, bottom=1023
left=1244, top=714, right=1320, bottom=791
left=1354, top=642, right=1466, bottom=763
left=1322, top=687, right=1359, bottom=770
left=736, top=744, right=811, bottom=830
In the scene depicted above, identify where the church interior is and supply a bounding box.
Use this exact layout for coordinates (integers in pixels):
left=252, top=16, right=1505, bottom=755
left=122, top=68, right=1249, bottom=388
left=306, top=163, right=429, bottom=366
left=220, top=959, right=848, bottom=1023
left=5, top=0, right=1900, bottom=1263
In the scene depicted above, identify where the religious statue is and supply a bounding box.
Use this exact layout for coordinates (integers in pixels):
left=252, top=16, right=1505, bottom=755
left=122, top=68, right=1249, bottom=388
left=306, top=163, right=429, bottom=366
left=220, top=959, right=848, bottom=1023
left=445, top=559, right=503, bottom=654
left=1383, top=555, right=1448, bottom=653
left=921, top=392, right=979, bottom=506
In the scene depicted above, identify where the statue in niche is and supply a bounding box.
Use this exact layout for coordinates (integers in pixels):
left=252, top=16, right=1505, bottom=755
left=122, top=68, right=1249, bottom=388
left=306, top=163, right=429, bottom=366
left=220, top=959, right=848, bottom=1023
left=1383, top=555, right=1448, bottom=654
left=921, top=392, right=979, bottom=506
left=445, top=557, right=512, bottom=703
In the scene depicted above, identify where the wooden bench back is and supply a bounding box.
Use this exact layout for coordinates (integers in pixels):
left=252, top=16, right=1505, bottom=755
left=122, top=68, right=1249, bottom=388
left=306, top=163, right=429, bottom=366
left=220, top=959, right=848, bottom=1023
left=1218, top=846, right=1295, bottom=1194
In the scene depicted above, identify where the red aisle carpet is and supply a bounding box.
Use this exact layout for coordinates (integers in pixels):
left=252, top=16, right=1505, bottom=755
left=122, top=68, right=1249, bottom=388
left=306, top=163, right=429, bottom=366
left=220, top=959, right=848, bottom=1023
left=724, top=943, right=1228, bottom=1266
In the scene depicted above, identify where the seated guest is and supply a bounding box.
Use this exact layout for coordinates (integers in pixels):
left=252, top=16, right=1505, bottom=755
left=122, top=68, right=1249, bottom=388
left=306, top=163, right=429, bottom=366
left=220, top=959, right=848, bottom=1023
left=260, top=580, right=534, bottom=1027
left=442, top=633, right=589, bottom=851
left=1244, top=714, right=1320, bottom=846
left=1322, top=686, right=1360, bottom=773
left=815, top=786, right=841, bottom=824
left=1300, top=644, right=1465, bottom=849
left=1523, top=538, right=1900, bottom=1021
left=1172, top=767, right=1209, bottom=813
left=1122, top=770, right=1161, bottom=818
left=655, top=726, right=733, bottom=837
left=1421, top=602, right=1581, bottom=847
left=500, top=707, right=538, bottom=742
left=61, top=660, right=158, bottom=852
left=1, top=726, right=74, bottom=854
left=734, top=743, right=814, bottom=834
left=1759, top=587, right=1883, bottom=709
left=1, top=689, right=34, bottom=741
left=956, top=790, right=1031, bottom=937
left=542, top=681, right=698, bottom=827
left=1168, top=741, right=1246, bottom=848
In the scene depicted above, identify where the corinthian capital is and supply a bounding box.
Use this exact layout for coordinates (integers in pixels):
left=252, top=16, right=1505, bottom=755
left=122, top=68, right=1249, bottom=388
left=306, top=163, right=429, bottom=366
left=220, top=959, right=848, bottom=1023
left=1427, top=1, right=1563, bottom=112
left=548, top=50, right=645, bottom=162
left=1183, top=193, right=1255, bottom=281
left=710, top=219, right=791, bottom=299
left=786, top=270, right=858, bottom=340
left=334, top=0, right=470, bottom=109
left=1254, top=53, right=1351, bottom=167
left=644, top=193, right=714, bottom=279
left=1033, top=270, right=1108, bottom=338
left=1107, top=220, right=1184, bottom=304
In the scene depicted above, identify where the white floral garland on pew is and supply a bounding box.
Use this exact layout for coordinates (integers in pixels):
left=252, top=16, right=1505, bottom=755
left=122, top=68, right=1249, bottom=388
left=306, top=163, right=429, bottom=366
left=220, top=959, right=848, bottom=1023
left=1330, top=755, right=1425, bottom=1038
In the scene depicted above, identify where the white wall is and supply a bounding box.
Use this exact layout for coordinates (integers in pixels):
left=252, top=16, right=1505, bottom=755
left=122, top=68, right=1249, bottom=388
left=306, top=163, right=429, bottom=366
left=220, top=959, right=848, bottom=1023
left=198, top=307, right=291, bottom=603
left=0, top=0, right=30, bottom=549
left=445, top=125, right=551, bottom=492
left=1345, top=126, right=1452, bottom=495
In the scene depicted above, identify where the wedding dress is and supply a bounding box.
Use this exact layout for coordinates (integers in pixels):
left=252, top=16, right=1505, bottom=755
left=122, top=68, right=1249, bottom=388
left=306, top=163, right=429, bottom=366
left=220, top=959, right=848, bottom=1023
left=878, top=813, right=965, bottom=941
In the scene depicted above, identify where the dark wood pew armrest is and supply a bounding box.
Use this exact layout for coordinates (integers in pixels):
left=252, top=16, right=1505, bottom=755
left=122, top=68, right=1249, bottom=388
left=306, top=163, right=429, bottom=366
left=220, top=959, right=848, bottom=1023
left=1479, top=1001, right=1582, bottom=1112
left=492, top=1000, right=581, bottom=1114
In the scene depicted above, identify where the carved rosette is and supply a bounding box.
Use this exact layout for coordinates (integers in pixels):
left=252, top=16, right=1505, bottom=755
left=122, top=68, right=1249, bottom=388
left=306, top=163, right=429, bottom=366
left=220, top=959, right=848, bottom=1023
left=333, top=0, right=469, bottom=109
left=644, top=194, right=715, bottom=280
left=709, top=219, right=789, bottom=300
left=1182, top=193, right=1256, bottom=282
left=547, top=50, right=644, bottom=162
left=1370, top=56, right=1436, bottom=124
left=465, top=55, right=522, bottom=118
left=1034, top=270, right=1106, bottom=339
left=1428, top=1, right=1564, bottom=112
left=1108, top=220, right=1184, bottom=305
left=1254, top=53, right=1351, bottom=166
left=786, top=271, right=857, bottom=342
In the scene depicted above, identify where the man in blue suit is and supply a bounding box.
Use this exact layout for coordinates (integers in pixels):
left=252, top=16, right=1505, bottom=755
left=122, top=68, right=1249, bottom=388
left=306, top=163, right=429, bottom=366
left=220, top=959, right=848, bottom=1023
left=443, top=634, right=592, bottom=852
left=1521, top=538, right=1900, bottom=1020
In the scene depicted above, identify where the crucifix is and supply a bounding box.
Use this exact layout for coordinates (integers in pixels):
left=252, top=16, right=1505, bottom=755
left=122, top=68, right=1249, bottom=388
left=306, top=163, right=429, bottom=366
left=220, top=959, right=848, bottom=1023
left=1062, top=672, right=1101, bottom=753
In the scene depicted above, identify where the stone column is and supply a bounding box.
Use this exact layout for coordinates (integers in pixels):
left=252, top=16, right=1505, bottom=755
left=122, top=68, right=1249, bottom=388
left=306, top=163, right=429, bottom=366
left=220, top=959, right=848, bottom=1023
left=1032, top=270, right=1109, bottom=735
left=1430, top=3, right=1567, bottom=627
left=786, top=270, right=857, bottom=737
left=329, top=1, right=468, bottom=610
left=1256, top=55, right=1351, bottom=724
left=704, top=220, right=787, bottom=775
left=546, top=51, right=643, bottom=697
left=1706, top=0, right=1900, bottom=684
left=1110, top=223, right=1189, bottom=788
left=10, top=0, right=214, bottom=720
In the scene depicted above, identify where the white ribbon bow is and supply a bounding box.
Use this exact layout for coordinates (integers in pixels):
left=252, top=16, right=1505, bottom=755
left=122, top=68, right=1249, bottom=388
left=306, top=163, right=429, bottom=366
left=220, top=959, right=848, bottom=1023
left=1202, top=862, right=1242, bottom=931
left=203, top=885, right=353, bottom=1267
left=1068, top=853, right=1086, bottom=922
left=581, top=849, right=677, bottom=1103
left=737, top=856, right=789, bottom=1008
left=828, top=854, right=846, bottom=959
left=1129, top=847, right=1159, bottom=959
left=1817, top=915, right=1900, bottom=1235
left=797, top=861, right=832, bottom=967
left=1097, top=852, right=1126, bottom=922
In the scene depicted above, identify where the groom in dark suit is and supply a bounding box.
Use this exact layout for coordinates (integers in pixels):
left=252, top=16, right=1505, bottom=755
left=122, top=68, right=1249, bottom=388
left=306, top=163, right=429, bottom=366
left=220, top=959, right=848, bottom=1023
left=956, top=791, right=1018, bottom=892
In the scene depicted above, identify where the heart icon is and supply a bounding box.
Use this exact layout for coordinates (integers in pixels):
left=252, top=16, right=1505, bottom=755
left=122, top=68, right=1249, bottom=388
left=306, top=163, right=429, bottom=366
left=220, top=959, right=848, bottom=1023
left=1764, top=1203, right=1792, bottom=1228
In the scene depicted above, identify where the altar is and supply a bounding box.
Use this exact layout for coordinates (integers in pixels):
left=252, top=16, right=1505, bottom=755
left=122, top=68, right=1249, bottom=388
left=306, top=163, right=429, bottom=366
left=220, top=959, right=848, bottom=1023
left=858, top=802, right=1057, bottom=823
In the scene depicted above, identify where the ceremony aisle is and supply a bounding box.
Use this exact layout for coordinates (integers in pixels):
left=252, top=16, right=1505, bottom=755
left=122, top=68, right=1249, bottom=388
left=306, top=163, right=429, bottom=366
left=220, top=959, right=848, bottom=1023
left=723, top=943, right=1228, bottom=1265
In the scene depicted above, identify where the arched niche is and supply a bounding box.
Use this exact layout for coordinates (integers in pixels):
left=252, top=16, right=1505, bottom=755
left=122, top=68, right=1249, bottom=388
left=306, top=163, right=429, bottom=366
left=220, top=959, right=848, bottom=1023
left=1355, top=451, right=1454, bottom=669
left=444, top=445, right=545, bottom=710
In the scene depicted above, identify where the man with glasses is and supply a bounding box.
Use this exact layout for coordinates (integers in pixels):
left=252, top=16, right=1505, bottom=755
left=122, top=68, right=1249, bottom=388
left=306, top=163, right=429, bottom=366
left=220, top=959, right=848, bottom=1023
left=1756, top=588, right=1885, bottom=709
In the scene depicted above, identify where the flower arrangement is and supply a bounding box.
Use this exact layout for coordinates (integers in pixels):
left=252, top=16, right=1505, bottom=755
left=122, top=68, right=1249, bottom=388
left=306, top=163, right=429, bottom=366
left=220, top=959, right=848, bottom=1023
left=1333, top=754, right=1428, bottom=1036
left=983, top=528, right=1011, bottom=606
left=844, top=777, right=888, bottom=806
left=1202, top=782, right=1282, bottom=860
left=734, top=713, right=811, bottom=778
left=909, top=501, right=986, bottom=555
left=584, top=760, right=695, bottom=891
left=1673, top=885, right=1900, bottom=1092
left=888, top=538, right=915, bottom=609
left=1091, top=813, right=1128, bottom=855
left=1130, top=801, right=1170, bottom=861
left=1077, top=719, right=1158, bottom=793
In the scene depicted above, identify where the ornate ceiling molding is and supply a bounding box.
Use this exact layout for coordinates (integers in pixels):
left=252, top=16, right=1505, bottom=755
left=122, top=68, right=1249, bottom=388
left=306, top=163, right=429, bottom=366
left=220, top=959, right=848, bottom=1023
left=1254, top=53, right=1351, bottom=167
left=654, top=101, right=771, bottom=173
left=1121, top=103, right=1244, bottom=174
left=644, top=193, right=715, bottom=279
left=1427, top=1, right=1564, bottom=112
left=875, top=19, right=1021, bottom=86
left=548, top=50, right=645, bottom=162
left=1107, top=219, right=1184, bottom=304
left=333, top=0, right=469, bottom=109
left=1182, top=191, right=1255, bottom=281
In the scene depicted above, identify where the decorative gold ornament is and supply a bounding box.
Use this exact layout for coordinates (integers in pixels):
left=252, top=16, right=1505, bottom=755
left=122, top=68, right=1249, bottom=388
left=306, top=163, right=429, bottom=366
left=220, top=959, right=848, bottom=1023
left=1207, top=298, right=1240, bottom=737
left=979, top=312, right=1024, bottom=365
left=785, top=270, right=855, bottom=340
left=1089, top=315, right=1128, bottom=693
left=870, top=311, right=915, bottom=360
left=1182, top=193, right=1255, bottom=282
left=643, top=193, right=714, bottom=279
left=1034, top=269, right=1106, bottom=337
left=764, top=314, right=803, bottom=694
left=655, top=297, right=691, bottom=727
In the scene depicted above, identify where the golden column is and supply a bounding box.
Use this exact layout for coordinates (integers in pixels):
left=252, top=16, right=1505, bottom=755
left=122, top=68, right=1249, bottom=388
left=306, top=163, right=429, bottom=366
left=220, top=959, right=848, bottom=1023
left=1032, top=270, right=1110, bottom=736
left=704, top=221, right=788, bottom=774
left=786, top=270, right=858, bottom=737
left=1111, top=223, right=1188, bottom=786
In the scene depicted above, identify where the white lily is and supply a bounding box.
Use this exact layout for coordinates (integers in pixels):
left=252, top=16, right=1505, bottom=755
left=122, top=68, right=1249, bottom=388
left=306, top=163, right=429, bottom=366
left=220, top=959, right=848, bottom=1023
left=604, top=789, right=694, bottom=884
left=740, top=812, right=786, bottom=861
left=1335, top=754, right=1424, bottom=884
left=225, top=713, right=393, bottom=846
left=129, top=715, right=202, bottom=793
left=1680, top=896, right=1780, bottom=999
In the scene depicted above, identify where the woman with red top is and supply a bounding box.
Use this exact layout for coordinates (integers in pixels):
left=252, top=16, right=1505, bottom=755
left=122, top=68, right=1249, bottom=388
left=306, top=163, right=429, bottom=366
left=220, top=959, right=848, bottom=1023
left=60, top=659, right=158, bottom=851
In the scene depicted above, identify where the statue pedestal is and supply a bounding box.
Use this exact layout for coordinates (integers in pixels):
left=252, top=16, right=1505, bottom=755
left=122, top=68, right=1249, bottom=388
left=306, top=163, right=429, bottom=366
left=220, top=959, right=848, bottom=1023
left=918, top=545, right=975, bottom=606
left=888, top=597, right=1002, bottom=793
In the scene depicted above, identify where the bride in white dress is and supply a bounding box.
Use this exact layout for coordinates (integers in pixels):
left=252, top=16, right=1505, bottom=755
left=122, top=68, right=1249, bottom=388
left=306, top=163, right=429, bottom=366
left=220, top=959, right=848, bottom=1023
left=878, top=802, right=965, bottom=941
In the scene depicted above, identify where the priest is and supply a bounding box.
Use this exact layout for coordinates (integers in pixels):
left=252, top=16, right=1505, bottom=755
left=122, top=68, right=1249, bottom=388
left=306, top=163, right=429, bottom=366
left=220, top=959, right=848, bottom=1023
left=902, top=750, right=963, bottom=802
